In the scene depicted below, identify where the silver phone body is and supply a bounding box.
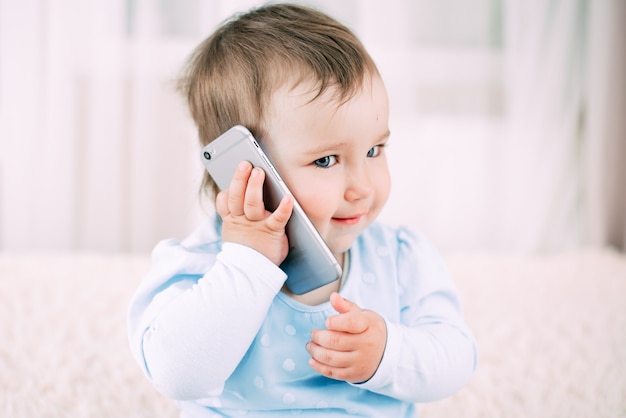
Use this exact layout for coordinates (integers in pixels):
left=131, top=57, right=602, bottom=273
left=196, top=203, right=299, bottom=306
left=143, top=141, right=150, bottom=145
left=201, top=125, right=342, bottom=294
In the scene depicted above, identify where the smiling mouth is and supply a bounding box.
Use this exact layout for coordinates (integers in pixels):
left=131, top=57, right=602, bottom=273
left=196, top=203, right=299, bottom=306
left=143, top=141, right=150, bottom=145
left=332, top=215, right=364, bottom=225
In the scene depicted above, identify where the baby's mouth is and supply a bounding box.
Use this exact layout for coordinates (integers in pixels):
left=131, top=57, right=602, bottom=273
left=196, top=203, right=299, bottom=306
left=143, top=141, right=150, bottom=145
left=332, top=214, right=365, bottom=225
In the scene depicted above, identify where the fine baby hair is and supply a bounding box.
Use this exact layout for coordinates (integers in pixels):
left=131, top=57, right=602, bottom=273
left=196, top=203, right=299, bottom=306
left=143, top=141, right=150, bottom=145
left=177, top=3, right=379, bottom=198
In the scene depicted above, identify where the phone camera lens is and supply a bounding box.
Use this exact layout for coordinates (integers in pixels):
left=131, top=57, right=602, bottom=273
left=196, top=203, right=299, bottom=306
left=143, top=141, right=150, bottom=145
left=203, top=151, right=212, bottom=160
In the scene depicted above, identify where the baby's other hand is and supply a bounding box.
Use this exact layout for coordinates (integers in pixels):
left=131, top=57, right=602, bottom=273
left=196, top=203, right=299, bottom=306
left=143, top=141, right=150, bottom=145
left=216, top=161, right=293, bottom=266
left=306, top=293, right=387, bottom=383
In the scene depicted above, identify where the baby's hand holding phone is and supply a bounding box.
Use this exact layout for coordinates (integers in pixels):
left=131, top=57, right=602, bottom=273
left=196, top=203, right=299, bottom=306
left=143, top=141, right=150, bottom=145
left=202, top=125, right=342, bottom=294
left=216, top=161, right=294, bottom=266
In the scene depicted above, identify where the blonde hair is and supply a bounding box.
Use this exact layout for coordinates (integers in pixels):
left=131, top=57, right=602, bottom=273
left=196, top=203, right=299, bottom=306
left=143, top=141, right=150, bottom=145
left=177, top=3, right=379, bottom=197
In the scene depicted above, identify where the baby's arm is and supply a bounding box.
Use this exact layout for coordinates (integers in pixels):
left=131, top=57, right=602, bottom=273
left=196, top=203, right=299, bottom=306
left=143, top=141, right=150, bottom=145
left=307, top=229, right=477, bottom=403
left=136, top=161, right=294, bottom=400
left=365, top=231, right=477, bottom=402
left=141, top=245, right=285, bottom=400
left=362, top=295, right=477, bottom=403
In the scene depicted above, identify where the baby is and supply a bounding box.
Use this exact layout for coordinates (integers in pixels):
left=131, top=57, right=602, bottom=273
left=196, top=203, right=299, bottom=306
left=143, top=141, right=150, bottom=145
left=128, top=3, right=477, bottom=417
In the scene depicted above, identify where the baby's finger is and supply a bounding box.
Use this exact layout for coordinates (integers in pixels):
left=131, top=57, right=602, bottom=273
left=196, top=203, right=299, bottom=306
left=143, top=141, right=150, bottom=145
left=216, top=190, right=230, bottom=218
left=265, top=194, right=293, bottom=231
left=243, top=167, right=266, bottom=221
left=306, top=341, right=353, bottom=368
left=308, top=357, right=352, bottom=382
left=227, top=161, right=252, bottom=216
left=326, top=311, right=369, bottom=334
left=310, top=328, right=354, bottom=352
left=330, top=292, right=359, bottom=314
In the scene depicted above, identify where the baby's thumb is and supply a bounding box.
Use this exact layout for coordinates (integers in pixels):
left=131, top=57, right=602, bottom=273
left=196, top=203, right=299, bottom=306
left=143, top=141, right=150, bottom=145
left=266, top=194, right=293, bottom=231
left=330, top=292, right=358, bottom=314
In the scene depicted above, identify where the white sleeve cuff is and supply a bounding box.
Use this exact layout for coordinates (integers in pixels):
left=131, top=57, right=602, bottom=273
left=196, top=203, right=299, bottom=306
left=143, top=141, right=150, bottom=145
left=352, top=319, right=402, bottom=390
left=218, top=242, right=287, bottom=292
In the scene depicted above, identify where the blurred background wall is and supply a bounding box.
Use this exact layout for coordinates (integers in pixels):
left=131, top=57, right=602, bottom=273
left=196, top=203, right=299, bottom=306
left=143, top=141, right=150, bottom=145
left=0, top=0, right=624, bottom=254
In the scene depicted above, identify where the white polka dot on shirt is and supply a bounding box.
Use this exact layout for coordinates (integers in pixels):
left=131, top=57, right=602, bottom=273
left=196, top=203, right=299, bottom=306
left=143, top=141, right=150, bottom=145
left=315, top=400, right=329, bottom=408
left=282, top=392, right=296, bottom=404
left=284, top=324, right=296, bottom=336
left=282, top=358, right=296, bottom=372
left=362, top=272, right=376, bottom=284
left=253, top=376, right=265, bottom=389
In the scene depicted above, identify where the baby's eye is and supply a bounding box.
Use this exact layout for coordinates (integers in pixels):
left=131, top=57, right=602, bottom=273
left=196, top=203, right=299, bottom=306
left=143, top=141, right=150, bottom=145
left=367, top=145, right=383, bottom=158
left=313, top=155, right=338, bottom=168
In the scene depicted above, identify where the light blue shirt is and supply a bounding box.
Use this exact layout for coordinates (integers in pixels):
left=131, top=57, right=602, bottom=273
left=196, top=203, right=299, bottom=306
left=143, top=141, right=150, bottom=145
left=128, top=217, right=477, bottom=417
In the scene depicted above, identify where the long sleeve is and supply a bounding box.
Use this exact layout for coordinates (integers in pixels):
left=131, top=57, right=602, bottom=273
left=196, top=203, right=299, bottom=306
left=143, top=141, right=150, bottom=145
left=128, top=235, right=287, bottom=400
left=355, top=227, right=478, bottom=402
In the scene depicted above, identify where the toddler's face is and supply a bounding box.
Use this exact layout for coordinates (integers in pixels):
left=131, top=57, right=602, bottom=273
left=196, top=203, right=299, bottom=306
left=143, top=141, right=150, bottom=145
left=263, top=73, right=391, bottom=260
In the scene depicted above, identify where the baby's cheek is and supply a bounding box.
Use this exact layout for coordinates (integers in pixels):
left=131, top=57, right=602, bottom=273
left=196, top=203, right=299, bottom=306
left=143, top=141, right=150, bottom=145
left=294, top=197, right=329, bottom=226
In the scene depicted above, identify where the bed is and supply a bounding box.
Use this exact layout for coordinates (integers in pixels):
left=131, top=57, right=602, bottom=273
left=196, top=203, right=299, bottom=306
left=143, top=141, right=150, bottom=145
left=1, top=249, right=624, bottom=417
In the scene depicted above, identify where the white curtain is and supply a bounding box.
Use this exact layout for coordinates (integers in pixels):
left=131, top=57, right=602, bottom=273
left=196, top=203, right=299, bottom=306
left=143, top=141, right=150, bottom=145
left=0, top=0, right=624, bottom=254
left=0, top=0, right=207, bottom=252
left=494, top=0, right=625, bottom=253
left=583, top=0, right=626, bottom=251
left=495, top=0, right=586, bottom=253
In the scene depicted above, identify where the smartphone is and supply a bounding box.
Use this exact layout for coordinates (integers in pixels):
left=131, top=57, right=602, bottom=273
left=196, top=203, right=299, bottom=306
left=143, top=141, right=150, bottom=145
left=201, top=125, right=342, bottom=294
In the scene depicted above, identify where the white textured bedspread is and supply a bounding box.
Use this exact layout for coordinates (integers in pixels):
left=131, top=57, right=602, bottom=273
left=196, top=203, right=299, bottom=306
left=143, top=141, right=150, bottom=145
left=1, top=250, right=624, bottom=417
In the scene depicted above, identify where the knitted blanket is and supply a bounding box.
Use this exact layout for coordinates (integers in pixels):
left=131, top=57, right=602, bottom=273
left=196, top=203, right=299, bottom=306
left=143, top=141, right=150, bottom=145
left=1, top=250, right=624, bottom=417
